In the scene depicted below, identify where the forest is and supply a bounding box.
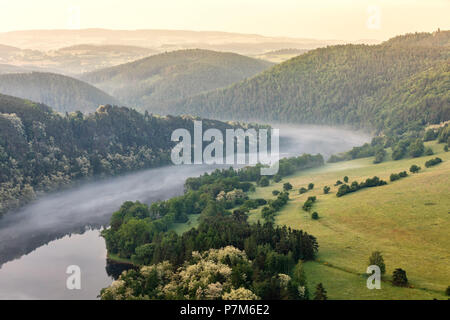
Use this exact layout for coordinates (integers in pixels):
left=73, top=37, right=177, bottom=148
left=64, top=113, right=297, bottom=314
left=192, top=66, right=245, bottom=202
left=101, top=155, right=324, bottom=300
left=168, top=31, right=449, bottom=135
left=81, top=49, right=273, bottom=114
left=0, top=72, right=119, bottom=113
left=0, top=94, right=247, bottom=215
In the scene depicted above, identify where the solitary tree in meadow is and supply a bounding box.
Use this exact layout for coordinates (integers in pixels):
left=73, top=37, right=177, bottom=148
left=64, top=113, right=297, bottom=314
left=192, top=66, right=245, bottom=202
left=283, top=182, right=293, bottom=191
left=392, top=268, right=408, bottom=287
left=409, top=164, right=421, bottom=173
left=313, top=283, right=327, bottom=300
left=368, top=251, right=386, bottom=274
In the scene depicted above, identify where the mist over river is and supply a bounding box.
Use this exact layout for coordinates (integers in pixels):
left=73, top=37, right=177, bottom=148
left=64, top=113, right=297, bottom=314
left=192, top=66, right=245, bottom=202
left=0, top=126, right=370, bottom=299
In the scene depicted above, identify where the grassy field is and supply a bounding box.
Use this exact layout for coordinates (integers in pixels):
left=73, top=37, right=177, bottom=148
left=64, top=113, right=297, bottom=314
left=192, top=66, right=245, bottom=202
left=170, top=214, right=201, bottom=235
left=249, top=141, right=450, bottom=299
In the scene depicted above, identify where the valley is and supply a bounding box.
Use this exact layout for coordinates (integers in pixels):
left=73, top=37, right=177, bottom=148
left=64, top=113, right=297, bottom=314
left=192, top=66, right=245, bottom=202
left=247, top=140, right=449, bottom=299
left=0, top=126, right=369, bottom=299
left=0, top=14, right=448, bottom=302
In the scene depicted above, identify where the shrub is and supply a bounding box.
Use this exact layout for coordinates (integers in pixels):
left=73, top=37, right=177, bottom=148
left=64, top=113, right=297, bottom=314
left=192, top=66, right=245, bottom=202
left=273, top=174, right=282, bottom=182
left=423, top=129, right=437, bottom=141
left=445, top=145, right=449, bottom=152
left=409, top=164, right=421, bottom=173
left=390, top=171, right=407, bottom=181
left=392, top=268, right=408, bottom=287
left=343, top=176, right=349, bottom=183
left=308, top=183, right=314, bottom=190
left=255, top=198, right=267, bottom=206
left=302, top=199, right=314, bottom=211
left=390, top=173, right=400, bottom=182
left=424, top=147, right=434, bottom=156
left=336, top=184, right=351, bottom=197
left=336, top=176, right=386, bottom=197
left=368, top=251, right=386, bottom=274
left=323, top=186, right=330, bottom=194
left=424, top=157, right=442, bottom=168
left=259, top=176, right=269, bottom=187
left=299, top=187, right=308, bottom=194
left=334, top=180, right=343, bottom=186
left=311, top=212, right=319, bottom=220
left=445, top=286, right=450, bottom=296
left=408, top=139, right=425, bottom=158
left=283, top=182, right=293, bottom=191
left=272, top=190, right=280, bottom=196
left=313, top=283, right=327, bottom=300
left=307, top=196, right=317, bottom=202
left=373, top=148, right=386, bottom=164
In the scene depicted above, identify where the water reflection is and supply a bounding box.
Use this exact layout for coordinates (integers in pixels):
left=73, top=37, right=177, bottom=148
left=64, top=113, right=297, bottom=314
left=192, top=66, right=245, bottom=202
left=0, top=126, right=371, bottom=299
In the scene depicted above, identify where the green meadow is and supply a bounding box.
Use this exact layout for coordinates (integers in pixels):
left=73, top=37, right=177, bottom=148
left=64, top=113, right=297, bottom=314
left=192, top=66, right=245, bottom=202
left=249, top=141, right=450, bottom=299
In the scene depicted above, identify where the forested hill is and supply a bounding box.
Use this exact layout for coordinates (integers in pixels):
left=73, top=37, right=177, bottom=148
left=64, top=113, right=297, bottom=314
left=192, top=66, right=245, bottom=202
left=168, top=31, right=450, bottom=134
left=0, top=72, right=119, bottom=113
left=81, top=49, right=273, bottom=114
left=0, top=94, right=241, bottom=215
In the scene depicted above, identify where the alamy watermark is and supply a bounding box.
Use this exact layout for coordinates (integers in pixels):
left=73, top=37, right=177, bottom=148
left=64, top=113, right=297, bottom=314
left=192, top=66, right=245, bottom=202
left=66, top=265, right=81, bottom=290
left=171, top=121, right=279, bottom=175
left=366, top=265, right=381, bottom=289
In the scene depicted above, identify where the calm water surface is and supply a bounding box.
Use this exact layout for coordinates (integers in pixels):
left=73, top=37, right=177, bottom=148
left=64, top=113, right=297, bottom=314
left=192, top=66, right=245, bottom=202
left=0, top=126, right=370, bottom=299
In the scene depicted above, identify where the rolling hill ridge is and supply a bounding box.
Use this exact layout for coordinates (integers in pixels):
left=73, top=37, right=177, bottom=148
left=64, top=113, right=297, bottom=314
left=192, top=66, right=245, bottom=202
left=168, top=31, right=450, bottom=134
left=0, top=72, right=119, bottom=113
left=81, top=49, right=273, bottom=114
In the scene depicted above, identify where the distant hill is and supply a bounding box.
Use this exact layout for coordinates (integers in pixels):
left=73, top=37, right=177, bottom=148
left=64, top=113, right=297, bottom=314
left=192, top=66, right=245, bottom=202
left=252, top=48, right=310, bottom=63
left=0, top=64, right=30, bottom=74
left=0, top=44, right=21, bottom=55
left=48, top=44, right=157, bottom=74
left=0, top=72, right=119, bottom=113
left=0, top=29, right=347, bottom=53
left=0, top=43, right=157, bottom=75
left=168, top=31, right=450, bottom=134
left=81, top=49, right=273, bottom=113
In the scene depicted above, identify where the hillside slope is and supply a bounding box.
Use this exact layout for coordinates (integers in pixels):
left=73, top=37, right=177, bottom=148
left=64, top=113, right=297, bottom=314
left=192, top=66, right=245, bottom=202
left=0, top=72, right=119, bottom=113
left=169, top=31, right=450, bottom=134
left=248, top=140, right=450, bottom=299
left=0, top=94, right=242, bottom=215
left=81, top=49, right=273, bottom=113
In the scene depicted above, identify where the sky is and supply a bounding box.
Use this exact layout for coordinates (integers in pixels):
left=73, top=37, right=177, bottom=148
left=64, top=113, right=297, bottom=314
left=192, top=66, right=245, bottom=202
left=0, top=0, right=449, bottom=41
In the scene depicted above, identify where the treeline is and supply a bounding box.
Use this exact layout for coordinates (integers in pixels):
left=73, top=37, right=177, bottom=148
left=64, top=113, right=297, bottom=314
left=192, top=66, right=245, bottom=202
left=329, top=123, right=450, bottom=164
left=103, top=153, right=324, bottom=259
left=101, top=212, right=318, bottom=300
left=261, top=191, right=290, bottom=223
left=168, top=31, right=450, bottom=135
left=0, top=94, right=241, bottom=215
left=185, top=154, right=324, bottom=192
left=336, top=176, right=387, bottom=197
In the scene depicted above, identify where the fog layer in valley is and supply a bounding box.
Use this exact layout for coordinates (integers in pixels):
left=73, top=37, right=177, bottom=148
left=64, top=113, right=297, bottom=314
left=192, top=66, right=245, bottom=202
left=0, top=126, right=370, bottom=266
left=0, top=126, right=370, bottom=299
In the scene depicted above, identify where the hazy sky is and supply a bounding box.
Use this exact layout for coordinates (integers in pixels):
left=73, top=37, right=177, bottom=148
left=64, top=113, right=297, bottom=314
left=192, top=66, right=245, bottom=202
left=0, top=0, right=448, bottom=40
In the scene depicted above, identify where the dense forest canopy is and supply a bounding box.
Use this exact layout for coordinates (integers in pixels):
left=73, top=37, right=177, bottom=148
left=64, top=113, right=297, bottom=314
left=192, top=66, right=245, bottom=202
left=0, top=72, right=119, bottom=113
left=81, top=49, right=273, bottom=114
left=0, top=94, right=246, bottom=215
left=167, top=31, right=450, bottom=134
left=101, top=155, right=323, bottom=300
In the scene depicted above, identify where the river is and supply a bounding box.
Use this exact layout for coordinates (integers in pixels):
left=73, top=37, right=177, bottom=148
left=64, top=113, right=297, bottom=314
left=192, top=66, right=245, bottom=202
left=0, top=126, right=370, bottom=299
